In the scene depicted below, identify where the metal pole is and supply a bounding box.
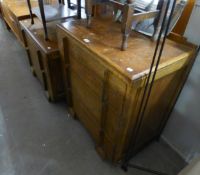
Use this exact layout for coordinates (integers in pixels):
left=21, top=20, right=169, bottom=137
left=122, top=0, right=178, bottom=172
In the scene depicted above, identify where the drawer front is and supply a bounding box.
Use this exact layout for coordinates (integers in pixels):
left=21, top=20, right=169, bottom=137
left=73, top=87, right=101, bottom=142
left=26, top=34, right=45, bottom=87
left=71, top=71, right=102, bottom=123
left=69, top=41, right=105, bottom=96
left=104, top=73, right=127, bottom=142
left=68, top=39, right=128, bottom=153
left=68, top=39, right=106, bottom=143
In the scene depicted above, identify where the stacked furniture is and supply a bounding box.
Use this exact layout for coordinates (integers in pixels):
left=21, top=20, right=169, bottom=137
left=0, top=0, right=198, bottom=166
left=1, top=0, right=79, bottom=101
left=57, top=17, right=196, bottom=162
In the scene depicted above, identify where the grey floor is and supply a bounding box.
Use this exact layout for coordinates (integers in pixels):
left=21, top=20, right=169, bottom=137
left=0, top=18, right=186, bottom=175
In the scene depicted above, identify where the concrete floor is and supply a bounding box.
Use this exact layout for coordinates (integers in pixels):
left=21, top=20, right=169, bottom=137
left=0, top=18, right=186, bottom=175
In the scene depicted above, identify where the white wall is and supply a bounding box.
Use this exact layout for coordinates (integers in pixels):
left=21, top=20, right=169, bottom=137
left=162, top=1, right=200, bottom=163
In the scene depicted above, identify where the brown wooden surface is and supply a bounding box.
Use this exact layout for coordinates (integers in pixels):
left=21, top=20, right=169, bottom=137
left=1, top=0, right=38, bottom=45
left=0, top=0, right=57, bottom=46
left=173, top=0, right=195, bottom=36
left=20, top=18, right=65, bottom=101
left=1, top=0, right=36, bottom=19
left=57, top=18, right=196, bottom=162
left=59, top=18, right=194, bottom=81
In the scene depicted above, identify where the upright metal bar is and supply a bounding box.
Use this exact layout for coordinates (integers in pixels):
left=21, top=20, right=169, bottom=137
left=122, top=0, right=178, bottom=172
left=122, top=0, right=171, bottom=167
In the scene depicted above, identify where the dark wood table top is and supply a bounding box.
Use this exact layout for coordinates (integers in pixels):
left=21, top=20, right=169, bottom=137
left=58, top=17, right=195, bottom=81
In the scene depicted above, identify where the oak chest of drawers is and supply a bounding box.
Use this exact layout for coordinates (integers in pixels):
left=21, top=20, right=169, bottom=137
left=57, top=18, right=196, bottom=162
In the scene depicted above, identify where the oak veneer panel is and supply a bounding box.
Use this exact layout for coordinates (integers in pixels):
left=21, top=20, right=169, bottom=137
left=20, top=18, right=64, bottom=101
left=57, top=18, right=196, bottom=162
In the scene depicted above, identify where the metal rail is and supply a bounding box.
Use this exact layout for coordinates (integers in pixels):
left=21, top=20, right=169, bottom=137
left=121, top=0, right=179, bottom=174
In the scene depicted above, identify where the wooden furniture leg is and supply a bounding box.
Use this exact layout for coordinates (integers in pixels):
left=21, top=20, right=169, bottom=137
left=85, top=0, right=93, bottom=27
left=38, top=0, right=48, bottom=40
left=58, top=0, right=65, bottom=4
left=67, top=0, right=72, bottom=8
left=77, top=0, right=81, bottom=19
left=26, top=0, right=34, bottom=24
left=121, top=3, right=134, bottom=50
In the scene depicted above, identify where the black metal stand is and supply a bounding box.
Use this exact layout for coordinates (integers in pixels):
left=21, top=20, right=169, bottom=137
left=121, top=0, right=180, bottom=174
left=77, top=0, right=82, bottom=19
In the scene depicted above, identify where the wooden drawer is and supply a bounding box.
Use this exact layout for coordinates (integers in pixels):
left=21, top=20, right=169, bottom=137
left=27, top=34, right=45, bottom=85
left=69, top=40, right=105, bottom=96
left=72, top=80, right=101, bottom=142
left=71, top=71, right=102, bottom=123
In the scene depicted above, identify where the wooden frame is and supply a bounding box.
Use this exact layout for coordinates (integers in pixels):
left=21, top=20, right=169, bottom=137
left=26, top=0, right=81, bottom=40
left=111, top=0, right=160, bottom=50
left=85, top=0, right=160, bottom=50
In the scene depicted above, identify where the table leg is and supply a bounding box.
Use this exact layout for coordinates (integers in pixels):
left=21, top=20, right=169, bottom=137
left=26, top=0, right=34, bottom=24
left=77, top=0, right=81, bottom=19
left=67, top=0, right=72, bottom=8
left=38, top=0, right=48, bottom=40
left=58, top=0, right=65, bottom=4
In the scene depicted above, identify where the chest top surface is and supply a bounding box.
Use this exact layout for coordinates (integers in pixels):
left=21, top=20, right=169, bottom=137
left=2, top=0, right=38, bottom=17
left=2, top=0, right=58, bottom=18
left=20, top=18, right=58, bottom=54
left=58, top=18, right=194, bottom=81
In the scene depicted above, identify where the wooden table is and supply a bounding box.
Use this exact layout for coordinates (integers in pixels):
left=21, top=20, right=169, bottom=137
left=57, top=18, right=197, bottom=162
